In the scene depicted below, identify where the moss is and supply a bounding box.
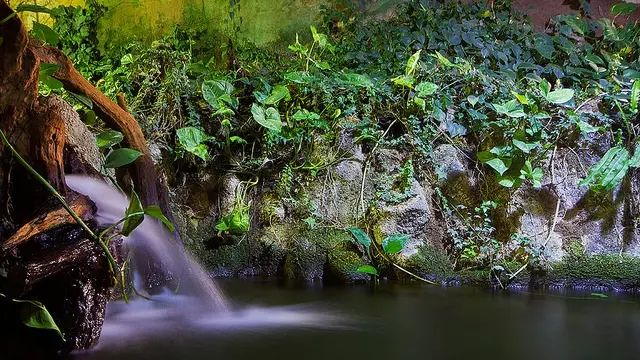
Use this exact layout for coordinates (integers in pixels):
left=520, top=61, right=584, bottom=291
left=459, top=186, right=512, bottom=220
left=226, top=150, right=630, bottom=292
left=326, top=249, right=368, bottom=284
left=284, top=227, right=354, bottom=282
left=551, top=254, right=640, bottom=286
left=405, top=245, right=454, bottom=280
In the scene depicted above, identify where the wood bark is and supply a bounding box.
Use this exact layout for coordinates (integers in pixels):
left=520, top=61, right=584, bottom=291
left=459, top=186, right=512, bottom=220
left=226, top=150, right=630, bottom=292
left=0, top=0, right=175, bottom=355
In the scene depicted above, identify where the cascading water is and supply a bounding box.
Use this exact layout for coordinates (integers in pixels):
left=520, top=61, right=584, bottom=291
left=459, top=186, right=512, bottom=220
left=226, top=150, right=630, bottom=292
left=65, top=174, right=230, bottom=312
left=65, top=175, right=349, bottom=353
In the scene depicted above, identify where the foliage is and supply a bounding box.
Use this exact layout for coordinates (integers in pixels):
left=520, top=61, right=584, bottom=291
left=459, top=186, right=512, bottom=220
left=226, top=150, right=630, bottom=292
left=347, top=227, right=412, bottom=279
left=0, top=293, right=64, bottom=341
left=43, top=0, right=640, bottom=277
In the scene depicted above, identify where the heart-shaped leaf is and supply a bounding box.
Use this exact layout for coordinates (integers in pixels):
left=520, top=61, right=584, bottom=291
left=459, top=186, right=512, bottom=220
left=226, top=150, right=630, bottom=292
left=104, top=148, right=143, bottom=168
left=382, top=234, right=410, bottom=254
left=96, top=130, right=124, bottom=149
left=356, top=265, right=378, bottom=276
left=348, top=227, right=371, bottom=249
left=251, top=103, right=282, bottom=132
left=121, top=190, right=144, bottom=236
left=145, top=205, right=175, bottom=232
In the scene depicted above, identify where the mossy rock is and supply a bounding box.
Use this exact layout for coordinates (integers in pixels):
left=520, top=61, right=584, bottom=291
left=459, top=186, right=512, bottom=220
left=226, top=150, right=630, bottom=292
left=404, top=245, right=454, bottom=281
left=550, top=254, right=640, bottom=287
left=325, top=249, right=369, bottom=284
left=283, top=227, right=355, bottom=282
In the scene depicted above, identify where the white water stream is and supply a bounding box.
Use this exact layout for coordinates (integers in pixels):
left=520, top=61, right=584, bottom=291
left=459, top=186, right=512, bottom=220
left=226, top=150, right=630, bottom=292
left=65, top=175, right=347, bottom=351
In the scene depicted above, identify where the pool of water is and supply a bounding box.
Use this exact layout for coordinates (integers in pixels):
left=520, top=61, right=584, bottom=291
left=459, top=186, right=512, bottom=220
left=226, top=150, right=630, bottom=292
left=73, top=280, right=640, bottom=360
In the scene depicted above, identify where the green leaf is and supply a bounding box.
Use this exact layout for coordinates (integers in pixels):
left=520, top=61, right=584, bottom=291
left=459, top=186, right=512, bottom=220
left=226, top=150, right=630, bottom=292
left=415, top=82, right=438, bottom=97
left=121, top=190, right=144, bottom=236
left=144, top=205, right=175, bottom=232
left=579, top=146, right=630, bottom=191
left=513, top=139, right=538, bottom=154
left=230, top=211, right=249, bottom=234
left=96, top=130, right=124, bottom=149
left=433, top=51, right=457, bottom=68
left=341, top=73, right=373, bottom=88
left=348, top=227, right=372, bottom=249
left=356, top=265, right=378, bottom=276
left=32, top=22, right=58, bottom=46
left=631, top=80, right=639, bottom=113
left=202, top=80, right=236, bottom=110
left=497, top=175, right=523, bottom=188
left=630, top=143, right=640, bottom=168
left=392, top=74, right=415, bottom=88
left=545, top=89, right=575, bottom=104
left=104, top=148, right=143, bottom=168
left=251, top=104, right=282, bottom=132
left=176, top=127, right=211, bottom=160
left=599, top=18, right=620, bottom=41
left=467, top=95, right=479, bottom=106
left=264, top=85, right=290, bottom=105
left=229, top=136, right=247, bottom=144
left=564, top=16, right=587, bottom=35
left=381, top=234, right=410, bottom=254
left=284, top=71, right=315, bottom=84
left=15, top=299, right=64, bottom=340
left=67, top=91, right=93, bottom=109
left=539, top=79, right=551, bottom=96
left=492, top=100, right=526, bottom=118
left=485, top=158, right=510, bottom=176
left=512, top=91, right=529, bottom=105
left=405, top=50, right=421, bottom=76
left=39, top=63, right=63, bottom=91
left=15, top=4, right=53, bottom=14
left=577, top=121, right=601, bottom=135
left=611, top=2, right=638, bottom=15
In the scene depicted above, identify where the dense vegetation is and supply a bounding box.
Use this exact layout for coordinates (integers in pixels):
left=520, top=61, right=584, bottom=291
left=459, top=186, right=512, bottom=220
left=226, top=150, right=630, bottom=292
left=29, top=0, right=640, bottom=280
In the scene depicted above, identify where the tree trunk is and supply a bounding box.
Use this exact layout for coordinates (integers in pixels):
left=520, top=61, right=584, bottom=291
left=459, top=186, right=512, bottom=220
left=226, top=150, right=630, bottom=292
left=0, top=1, right=177, bottom=356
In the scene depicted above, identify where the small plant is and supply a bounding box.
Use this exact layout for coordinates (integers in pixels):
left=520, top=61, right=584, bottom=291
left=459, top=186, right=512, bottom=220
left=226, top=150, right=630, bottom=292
left=347, top=227, right=435, bottom=284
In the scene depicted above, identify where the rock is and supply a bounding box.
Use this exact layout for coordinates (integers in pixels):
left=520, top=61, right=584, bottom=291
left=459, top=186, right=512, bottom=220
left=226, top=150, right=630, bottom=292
left=312, top=158, right=365, bottom=224
left=376, top=179, right=433, bottom=257
left=46, top=95, right=103, bottom=173
left=219, top=174, right=242, bottom=215
left=507, top=135, right=639, bottom=263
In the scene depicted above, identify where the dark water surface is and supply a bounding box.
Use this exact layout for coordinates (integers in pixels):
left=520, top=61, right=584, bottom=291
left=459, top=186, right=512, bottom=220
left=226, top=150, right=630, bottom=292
left=74, top=280, right=640, bottom=360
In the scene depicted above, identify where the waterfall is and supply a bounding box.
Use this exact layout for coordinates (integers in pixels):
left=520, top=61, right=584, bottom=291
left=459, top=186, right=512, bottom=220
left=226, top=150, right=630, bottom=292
left=65, top=174, right=230, bottom=312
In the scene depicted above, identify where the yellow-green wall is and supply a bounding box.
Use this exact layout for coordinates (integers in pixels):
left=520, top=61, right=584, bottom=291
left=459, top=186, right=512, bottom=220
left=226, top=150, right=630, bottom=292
left=24, top=0, right=324, bottom=47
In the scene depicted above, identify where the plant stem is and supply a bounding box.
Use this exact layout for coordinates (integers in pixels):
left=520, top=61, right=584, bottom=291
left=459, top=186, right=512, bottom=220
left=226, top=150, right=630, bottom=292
left=0, top=128, right=118, bottom=281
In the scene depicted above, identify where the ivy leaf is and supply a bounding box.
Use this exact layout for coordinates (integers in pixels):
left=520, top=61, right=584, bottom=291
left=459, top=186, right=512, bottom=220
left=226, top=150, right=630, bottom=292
left=513, top=139, right=538, bottom=154
left=485, top=158, right=510, bottom=176
left=415, top=81, right=438, bottom=97
left=144, top=205, right=175, bottom=232
left=539, top=79, right=551, bottom=96
left=497, top=175, right=523, bottom=188
left=341, top=73, right=374, bottom=88
left=356, top=265, right=378, bottom=276
left=392, top=74, right=415, bottom=88
left=104, top=148, right=143, bottom=168
left=284, top=71, right=315, bottom=84
left=467, top=95, right=479, bottom=106
left=251, top=104, right=282, bottom=132
left=121, top=190, right=144, bottom=236
left=381, top=234, right=410, bottom=254
left=348, top=227, right=371, bottom=249
left=96, top=130, right=124, bottom=149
